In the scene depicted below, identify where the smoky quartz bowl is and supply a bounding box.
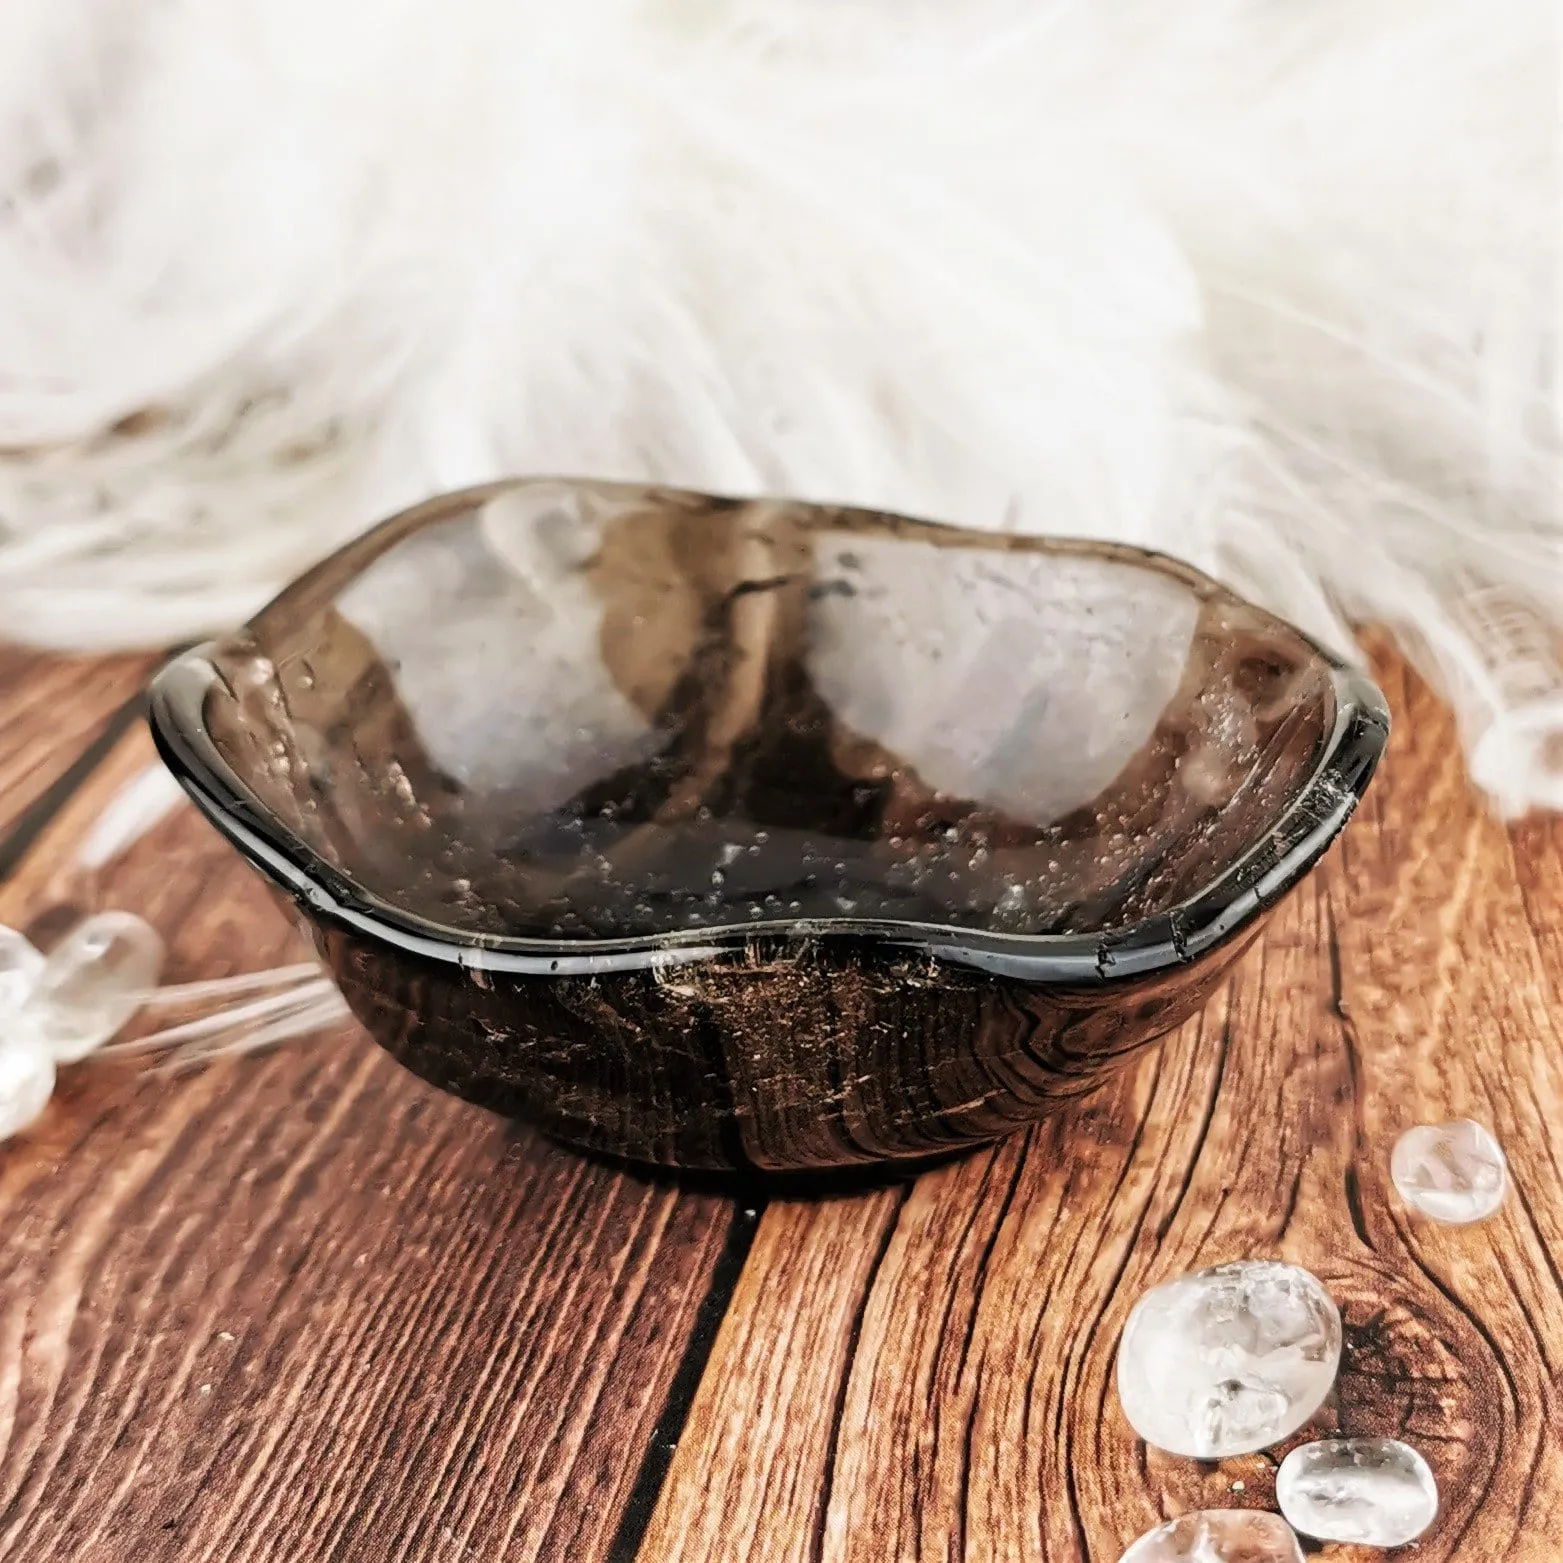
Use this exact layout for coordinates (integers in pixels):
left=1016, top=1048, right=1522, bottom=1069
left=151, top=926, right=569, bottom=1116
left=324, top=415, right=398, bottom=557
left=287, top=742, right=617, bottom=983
left=149, top=479, right=1388, bottom=1173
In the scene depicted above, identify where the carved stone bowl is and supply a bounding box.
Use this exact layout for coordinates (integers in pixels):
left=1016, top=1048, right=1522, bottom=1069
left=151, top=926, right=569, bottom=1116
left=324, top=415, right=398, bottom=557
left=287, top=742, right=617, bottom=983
left=150, top=479, right=1388, bottom=1172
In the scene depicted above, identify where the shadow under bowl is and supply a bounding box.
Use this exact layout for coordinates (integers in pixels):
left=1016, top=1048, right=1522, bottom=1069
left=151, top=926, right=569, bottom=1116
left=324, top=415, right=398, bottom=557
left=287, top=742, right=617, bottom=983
left=149, top=479, right=1388, bottom=1173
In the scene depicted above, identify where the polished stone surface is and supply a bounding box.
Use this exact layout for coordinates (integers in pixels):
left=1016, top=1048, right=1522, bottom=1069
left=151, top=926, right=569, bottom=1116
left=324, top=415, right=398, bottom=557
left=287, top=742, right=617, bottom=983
left=25, top=911, right=165, bottom=1064
left=0, top=1034, right=55, bottom=1140
left=1118, top=1510, right=1304, bottom=1563
left=1117, top=1260, right=1342, bottom=1457
left=1276, top=1437, right=1438, bottom=1546
left=187, top=482, right=1347, bottom=944
left=150, top=480, right=1389, bottom=1170
left=0, top=925, right=45, bottom=1014
left=1392, top=1119, right=1508, bottom=1224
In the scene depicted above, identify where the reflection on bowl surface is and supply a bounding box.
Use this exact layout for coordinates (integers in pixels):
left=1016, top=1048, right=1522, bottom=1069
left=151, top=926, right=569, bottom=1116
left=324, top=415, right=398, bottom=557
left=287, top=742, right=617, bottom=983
left=151, top=479, right=1388, bottom=1171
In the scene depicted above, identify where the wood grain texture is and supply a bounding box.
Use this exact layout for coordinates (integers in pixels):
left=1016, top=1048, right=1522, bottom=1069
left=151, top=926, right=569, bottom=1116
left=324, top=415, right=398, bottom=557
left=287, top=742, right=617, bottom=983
left=0, top=726, right=737, bottom=1562
left=634, top=1193, right=904, bottom=1563
left=1, top=646, right=1559, bottom=1563
left=0, top=642, right=157, bottom=849
left=642, top=648, right=1563, bottom=1562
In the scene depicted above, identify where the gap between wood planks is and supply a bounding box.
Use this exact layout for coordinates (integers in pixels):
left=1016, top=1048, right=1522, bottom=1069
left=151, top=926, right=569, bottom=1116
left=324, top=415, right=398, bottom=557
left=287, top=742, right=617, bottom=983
left=0, top=644, right=159, bottom=872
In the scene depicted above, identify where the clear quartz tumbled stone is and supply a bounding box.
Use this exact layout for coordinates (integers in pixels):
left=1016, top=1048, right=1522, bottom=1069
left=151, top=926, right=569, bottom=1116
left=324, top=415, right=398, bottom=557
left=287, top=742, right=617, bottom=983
left=0, top=925, right=46, bottom=1017
left=22, top=911, right=165, bottom=1063
left=0, top=1035, right=57, bottom=1140
left=1277, top=1438, right=1438, bottom=1546
left=1391, top=1119, right=1507, bottom=1224
left=1117, top=1260, right=1341, bottom=1457
left=1118, top=1510, right=1304, bottom=1563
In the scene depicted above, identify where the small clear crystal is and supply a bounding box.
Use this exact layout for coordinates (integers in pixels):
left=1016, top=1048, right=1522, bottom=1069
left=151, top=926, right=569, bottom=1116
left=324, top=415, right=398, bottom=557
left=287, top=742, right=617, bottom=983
left=1118, top=1510, right=1304, bottom=1563
left=1391, top=1119, right=1507, bottom=1224
left=0, top=925, right=46, bottom=1016
left=0, top=1035, right=57, bottom=1140
left=1277, top=1438, right=1438, bottom=1546
left=24, top=912, right=165, bottom=1063
left=1117, top=1260, right=1341, bottom=1457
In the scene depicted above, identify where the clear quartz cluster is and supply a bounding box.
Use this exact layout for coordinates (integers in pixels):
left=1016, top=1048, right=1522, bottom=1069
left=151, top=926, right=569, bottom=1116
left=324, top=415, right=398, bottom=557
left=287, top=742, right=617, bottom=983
left=0, top=912, right=163, bottom=1139
left=1118, top=1510, right=1304, bottom=1563
left=1277, top=1438, right=1438, bottom=1546
left=1116, top=1260, right=1341, bottom=1458
left=1391, top=1119, right=1508, bottom=1224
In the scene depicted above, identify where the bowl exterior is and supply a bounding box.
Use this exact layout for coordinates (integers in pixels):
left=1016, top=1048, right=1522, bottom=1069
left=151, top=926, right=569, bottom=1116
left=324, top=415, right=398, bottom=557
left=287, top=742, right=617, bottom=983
left=144, top=478, right=1391, bottom=1174
left=303, top=915, right=1256, bottom=1171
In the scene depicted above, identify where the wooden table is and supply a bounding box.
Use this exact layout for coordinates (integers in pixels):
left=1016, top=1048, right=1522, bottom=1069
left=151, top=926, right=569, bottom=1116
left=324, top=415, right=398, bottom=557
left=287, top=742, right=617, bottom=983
left=1, top=639, right=1558, bottom=1562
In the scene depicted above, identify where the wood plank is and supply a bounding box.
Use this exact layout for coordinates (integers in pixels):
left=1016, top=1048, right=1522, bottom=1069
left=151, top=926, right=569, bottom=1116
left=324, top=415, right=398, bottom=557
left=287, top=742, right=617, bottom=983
left=0, top=728, right=738, bottom=1561
left=1508, top=809, right=1563, bottom=1006
left=641, top=653, right=1563, bottom=1561
left=1322, top=655, right=1563, bottom=1559
left=0, top=643, right=158, bottom=850
left=635, top=1193, right=904, bottom=1563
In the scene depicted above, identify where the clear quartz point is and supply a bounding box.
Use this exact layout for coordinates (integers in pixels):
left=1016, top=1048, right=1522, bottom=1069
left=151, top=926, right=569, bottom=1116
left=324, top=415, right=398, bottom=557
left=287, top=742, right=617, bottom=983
left=1116, top=1260, right=1341, bottom=1457
left=0, top=925, right=46, bottom=1016
left=24, top=912, right=165, bottom=1063
left=1391, top=1119, right=1507, bottom=1224
left=0, top=1035, right=56, bottom=1140
left=1118, top=1510, right=1304, bottom=1563
left=1277, top=1438, right=1438, bottom=1546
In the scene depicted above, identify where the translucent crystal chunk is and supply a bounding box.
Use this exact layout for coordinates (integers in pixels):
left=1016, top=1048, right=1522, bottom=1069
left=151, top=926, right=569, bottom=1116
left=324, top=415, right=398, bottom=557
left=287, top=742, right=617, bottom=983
left=0, top=925, right=46, bottom=1016
left=1391, top=1119, right=1507, bottom=1224
left=1277, top=1438, right=1437, bottom=1546
left=1117, top=1260, right=1341, bottom=1457
left=1118, top=1510, right=1304, bottom=1563
left=0, top=1035, right=57, bottom=1140
left=25, top=912, right=165, bottom=1063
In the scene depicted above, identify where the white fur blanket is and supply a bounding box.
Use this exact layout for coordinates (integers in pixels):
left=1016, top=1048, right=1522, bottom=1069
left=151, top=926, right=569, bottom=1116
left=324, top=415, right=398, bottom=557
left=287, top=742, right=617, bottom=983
left=0, top=0, right=1557, bottom=809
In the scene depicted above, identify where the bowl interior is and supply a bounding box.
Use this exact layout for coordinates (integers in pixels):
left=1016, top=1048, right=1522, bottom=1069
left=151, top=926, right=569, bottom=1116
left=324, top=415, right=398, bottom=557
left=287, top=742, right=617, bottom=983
left=189, top=480, right=1342, bottom=946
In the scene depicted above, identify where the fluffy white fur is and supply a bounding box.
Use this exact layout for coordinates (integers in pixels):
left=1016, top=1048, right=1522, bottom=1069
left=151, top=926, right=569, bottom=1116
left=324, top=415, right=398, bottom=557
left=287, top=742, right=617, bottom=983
left=0, top=0, right=1557, bottom=807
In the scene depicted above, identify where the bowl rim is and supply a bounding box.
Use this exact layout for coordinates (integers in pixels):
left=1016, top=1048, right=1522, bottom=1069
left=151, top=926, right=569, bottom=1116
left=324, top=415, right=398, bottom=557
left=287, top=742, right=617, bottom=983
left=147, top=478, right=1391, bottom=983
